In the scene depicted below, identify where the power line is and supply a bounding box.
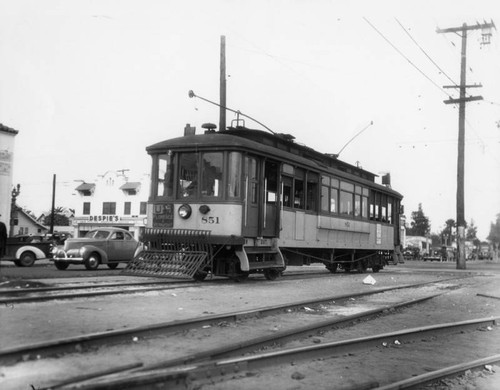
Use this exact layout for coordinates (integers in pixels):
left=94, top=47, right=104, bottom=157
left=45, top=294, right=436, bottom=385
left=395, top=18, right=459, bottom=89
left=363, top=17, right=453, bottom=99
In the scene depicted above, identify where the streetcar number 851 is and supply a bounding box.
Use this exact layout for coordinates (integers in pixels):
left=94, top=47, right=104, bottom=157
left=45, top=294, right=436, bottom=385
left=201, top=216, right=220, bottom=224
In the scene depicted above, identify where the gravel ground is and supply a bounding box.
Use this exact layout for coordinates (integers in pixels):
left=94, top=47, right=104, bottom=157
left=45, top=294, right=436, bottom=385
left=1, top=261, right=499, bottom=389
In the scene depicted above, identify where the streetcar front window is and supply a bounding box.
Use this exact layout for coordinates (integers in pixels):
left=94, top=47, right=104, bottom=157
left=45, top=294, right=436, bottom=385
left=157, top=153, right=175, bottom=198
left=201, top=152, right=223, bottom=197
left=178, top=153, right=199, bottom=198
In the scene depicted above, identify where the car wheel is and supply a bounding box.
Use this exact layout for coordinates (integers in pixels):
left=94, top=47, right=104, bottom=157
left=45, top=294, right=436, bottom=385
left=107, top=263, right=119, bottom=270
left=326, top=263, right=338, bottom=273
left=19, top=251, right=36, bottom=267
left=84, top=253, right=100, bottom=270
left=54, top=261, right=69, bottom=270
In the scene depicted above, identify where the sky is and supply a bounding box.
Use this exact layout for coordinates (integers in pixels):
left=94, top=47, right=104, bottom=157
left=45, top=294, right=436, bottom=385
left=1, top=0, right=499, bottom=240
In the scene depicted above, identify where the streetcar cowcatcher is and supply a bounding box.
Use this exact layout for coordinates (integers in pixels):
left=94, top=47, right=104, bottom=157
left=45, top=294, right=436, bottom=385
left=122, top=228, right=213, bottom=279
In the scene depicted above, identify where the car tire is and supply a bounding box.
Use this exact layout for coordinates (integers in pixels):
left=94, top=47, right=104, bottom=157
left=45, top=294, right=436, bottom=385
left=19, top=251, right=36, bottom=267
left=84, top=253, right=100, bottom=270
left=54, top=261, right=69, bottom=270
left=107, top=263, right=119, bottom=270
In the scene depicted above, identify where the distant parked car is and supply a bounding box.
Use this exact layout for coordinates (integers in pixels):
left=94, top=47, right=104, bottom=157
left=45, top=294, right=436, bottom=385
left=3, top=235, right=53, bottom=267
left=51, top=227, right=142, bottom=270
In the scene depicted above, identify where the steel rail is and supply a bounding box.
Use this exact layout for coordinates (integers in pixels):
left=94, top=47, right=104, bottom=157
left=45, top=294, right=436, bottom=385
left=0, top=279, right=191, bottom=295
left=0, top=280, right=449, bottom=366
left=0, top=282, right=202, bottom=305
left=73, top=317, right=499, bottom=390
left=375, top=354, right=500, bottom=389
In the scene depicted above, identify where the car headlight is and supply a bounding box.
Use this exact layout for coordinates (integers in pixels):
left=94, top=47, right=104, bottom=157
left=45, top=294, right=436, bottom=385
left=178, top=204, right=192, bottom=219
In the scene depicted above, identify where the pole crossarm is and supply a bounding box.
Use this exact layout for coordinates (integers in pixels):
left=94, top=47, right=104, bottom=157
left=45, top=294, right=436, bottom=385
left=443, top=84, right=482, bottom=89
left=444, top=96, right=483, bottom=104
left=436, top=21, right=495, bottom=34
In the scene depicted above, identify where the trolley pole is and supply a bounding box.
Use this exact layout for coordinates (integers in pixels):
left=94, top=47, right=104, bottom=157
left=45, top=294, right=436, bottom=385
left=219, top=35, right=226, bottom=132
left=437, top=21, right=495, bottom=270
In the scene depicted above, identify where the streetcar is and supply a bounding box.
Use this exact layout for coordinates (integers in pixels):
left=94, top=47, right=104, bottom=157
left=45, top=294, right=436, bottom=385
left=124, top=123, right=404, bottom=280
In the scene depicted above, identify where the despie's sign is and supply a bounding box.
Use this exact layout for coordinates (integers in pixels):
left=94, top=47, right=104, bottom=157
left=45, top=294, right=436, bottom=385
left=89, top=215, right=121, bottom=222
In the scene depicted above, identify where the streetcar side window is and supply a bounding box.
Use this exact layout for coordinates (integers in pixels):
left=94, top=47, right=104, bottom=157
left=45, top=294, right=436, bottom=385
left=157, top=153, right=175, bottom=198
left=381, top=194, right=387, bottom=222
left=339, top=181, right=354, bottom=216
left=178, top=153, right=199, bottom=198
left=306, top=172, right=319, bottom=211
left=294, top=168, right=305, bottom=209
left=387, top=198, right=393, bottom=224
left=282, top=176, right=293, bottom=208
left=362, top=188, right=369, bottom=219
left=331, top=178, right=339, bottom=214
left=201, top=152, right=223, bottom=197
left=321, top=176, right=330, bottom=212
left=228, top=152, right=242, bottom=198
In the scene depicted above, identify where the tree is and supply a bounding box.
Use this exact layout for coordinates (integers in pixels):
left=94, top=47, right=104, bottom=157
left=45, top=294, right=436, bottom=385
left=406, top=203, right=431, bottom=236
left=487, top=213, right=500, bottom=250
left=42, top=207, right=70, bottom=226
left=440, top=219, right=456, bottom=246
left=466, top=219, right=481, bottom=247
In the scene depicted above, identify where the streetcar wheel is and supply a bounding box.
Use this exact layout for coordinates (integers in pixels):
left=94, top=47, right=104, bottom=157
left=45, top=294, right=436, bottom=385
left=326, top=263, right=338, bottom=273
left=357, top=261, right=367, bottom=274
left=19, top=251, right=36, bottom=267
left=263, top=268, right=280, bottom=281
left=84, top=253, right=100, bottom=270
left=233, top=272, right=249, bottom=282
left=54, top=261, right=69, bottom=270
left=193, top=271, right=208, bottom=281
left=372, top=265, right=381, bottom=273
left=107, top=263, right=119, bottom=270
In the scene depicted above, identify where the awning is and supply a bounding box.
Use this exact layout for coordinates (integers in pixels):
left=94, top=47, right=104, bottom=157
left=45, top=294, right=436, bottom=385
left=75, top=183, right=95, bottom=191
left=120, top=182, right=141, bottom=190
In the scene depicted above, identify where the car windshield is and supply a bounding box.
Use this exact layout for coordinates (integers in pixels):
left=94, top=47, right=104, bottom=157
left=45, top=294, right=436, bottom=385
left=85, top=230, right=110, bottom=239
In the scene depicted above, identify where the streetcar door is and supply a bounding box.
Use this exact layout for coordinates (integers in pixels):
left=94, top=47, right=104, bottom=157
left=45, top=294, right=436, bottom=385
left=242, top=156, right=259, bottom=237
left=262, top=160, right=279, bottom=237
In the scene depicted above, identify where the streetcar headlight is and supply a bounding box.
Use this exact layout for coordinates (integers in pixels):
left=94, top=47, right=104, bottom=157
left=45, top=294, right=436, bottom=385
left=178, top=204, right=192, bottom=219
left=199, top=205, right=210, bottom=214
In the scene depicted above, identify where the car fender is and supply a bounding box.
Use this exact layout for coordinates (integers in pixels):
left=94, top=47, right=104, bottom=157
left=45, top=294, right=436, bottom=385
left=15, top=245, right=46, bottom=260
left=133, top=244, right=144, bottom=258
left=81, top=245, right=109, bottom=263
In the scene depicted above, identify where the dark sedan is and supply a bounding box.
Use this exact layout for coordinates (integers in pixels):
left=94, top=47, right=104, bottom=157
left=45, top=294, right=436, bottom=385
left=51, top=227, right=142, bottom=270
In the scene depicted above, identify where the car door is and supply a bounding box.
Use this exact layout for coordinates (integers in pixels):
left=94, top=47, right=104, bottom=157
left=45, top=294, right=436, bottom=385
left=108, top=231, right=127, bottom=260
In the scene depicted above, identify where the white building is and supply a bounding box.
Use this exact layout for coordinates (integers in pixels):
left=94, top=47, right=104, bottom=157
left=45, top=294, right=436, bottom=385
left=0, top=124, right=18, bottom=231
left=71, top=170, right=150, bottom=239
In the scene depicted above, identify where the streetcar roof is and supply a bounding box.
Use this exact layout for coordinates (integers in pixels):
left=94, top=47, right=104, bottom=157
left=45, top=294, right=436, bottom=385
left=147, top=127, right=402, bottom=198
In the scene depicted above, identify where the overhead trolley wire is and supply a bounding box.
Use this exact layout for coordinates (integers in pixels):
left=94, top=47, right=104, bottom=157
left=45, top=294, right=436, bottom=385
left=363, top=17, right=453, bottom=99
left=395, top=18, right=460, bottom=89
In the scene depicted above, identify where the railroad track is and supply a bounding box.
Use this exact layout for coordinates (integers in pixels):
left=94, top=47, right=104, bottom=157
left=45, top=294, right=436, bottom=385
left=0, top=281, right=442, bottom=366
left=2, top=276, right=477, bottom=390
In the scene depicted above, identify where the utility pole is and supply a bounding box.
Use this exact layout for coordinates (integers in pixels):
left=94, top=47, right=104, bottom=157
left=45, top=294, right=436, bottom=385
left=437, top=21, right=495, bottom=270
left=219, top=35, right=226, bottom=132
left=50, top=174, right=56, bottom=235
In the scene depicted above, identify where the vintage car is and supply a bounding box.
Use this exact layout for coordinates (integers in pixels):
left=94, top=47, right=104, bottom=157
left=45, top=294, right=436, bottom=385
left=2, top=235, right=53, bottom=267
left=51, top=227, right=142, bottom=270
